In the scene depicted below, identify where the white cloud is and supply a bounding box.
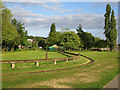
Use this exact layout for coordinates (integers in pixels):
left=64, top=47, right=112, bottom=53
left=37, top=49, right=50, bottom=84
left=6, top=2, right=105, bottom=30
left=17, top=13, right=104, bottom=30
left=41, top=2, right=81, bottom=13
left=8, top=6, right=44, bottom=18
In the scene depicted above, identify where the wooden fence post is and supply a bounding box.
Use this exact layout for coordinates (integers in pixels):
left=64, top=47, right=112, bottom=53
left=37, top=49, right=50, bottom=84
left=11, top=63, right=15, bottom=68
left=66, top=58, right=68, bottom=62
left=74, top=57, right=76, bottom=61
left=54, top=59, right=56, bottom=65
left=35, top=61, right=39, bottom=66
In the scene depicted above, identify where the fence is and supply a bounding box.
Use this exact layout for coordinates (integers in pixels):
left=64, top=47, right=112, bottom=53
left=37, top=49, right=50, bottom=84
left=1, top=52, right=95, bottom=69
left=0, top=52, right=81, bottom=68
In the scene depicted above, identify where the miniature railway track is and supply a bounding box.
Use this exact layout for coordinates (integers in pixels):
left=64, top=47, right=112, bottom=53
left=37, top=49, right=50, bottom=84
left=1, top=52, right=95, bottom=76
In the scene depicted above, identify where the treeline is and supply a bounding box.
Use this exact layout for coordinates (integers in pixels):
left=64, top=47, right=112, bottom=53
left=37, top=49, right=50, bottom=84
left=47, top=23, right=107, bottom=51
left=1, top=2, right=117, bottom=51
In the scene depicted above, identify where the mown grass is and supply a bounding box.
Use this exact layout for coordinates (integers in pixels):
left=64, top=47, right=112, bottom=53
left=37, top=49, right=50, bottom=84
left=2, top=50, right=73, bottom=61
left=2, top=51, right=119, bottom=88
left=2, top=56, right=89, bottom=74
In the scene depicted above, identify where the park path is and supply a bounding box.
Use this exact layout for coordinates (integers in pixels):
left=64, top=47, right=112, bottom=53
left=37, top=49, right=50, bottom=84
left=102, top=74, right=120, bottom=89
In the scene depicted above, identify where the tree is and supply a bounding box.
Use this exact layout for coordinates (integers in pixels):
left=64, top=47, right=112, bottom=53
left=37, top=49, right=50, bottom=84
left=2, top=7, right=20, bottom=51
left=49, top=23, right=56, bottom=37
left=47, top=23, right=62, bottom=46
left=47, top=32, right=61, bottom=46
left=104, top=4, right=117, bottom=51
left=61, top=31, right=81, bottom=50
left=35, top=37, right=46, bottom=48
left=25, top=40, right=32, bottom=48
left=76, top=24, right=95, bottom=50
left=11, top=18, right=28, bottom=46
left=95, top=39, right=107, bottom=48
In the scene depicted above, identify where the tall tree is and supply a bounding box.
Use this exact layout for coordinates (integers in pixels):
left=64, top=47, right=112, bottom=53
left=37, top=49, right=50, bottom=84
left=104, top=4, right=117, bottom=51
left=49, top=23, right=56, bottom=36
left=47, top=32, right=61, bottom=46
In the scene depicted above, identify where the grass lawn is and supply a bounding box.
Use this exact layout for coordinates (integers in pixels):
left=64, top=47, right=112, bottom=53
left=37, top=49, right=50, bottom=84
left=2, top=50, right=73, bottom=61
left=2, top=56, right=89, bottom=74
left=2, top=51, right=119, bottom=88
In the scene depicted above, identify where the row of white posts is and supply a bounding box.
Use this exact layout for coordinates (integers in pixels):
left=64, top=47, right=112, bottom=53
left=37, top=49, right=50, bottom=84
left=10, top=56, right=80, bottom=68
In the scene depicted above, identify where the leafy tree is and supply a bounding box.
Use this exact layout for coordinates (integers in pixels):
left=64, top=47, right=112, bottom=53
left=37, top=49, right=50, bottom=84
left=104, top=4, right=117, bottom=51
left=47, top=23, right=61, bottom=46
left=95, top=39, right=107, bottom=48
left=94, top=37, right=101, bottom=43
left=2, top=7, right=20, bottom=51
left=47, top=32, right=61, bottom=46
left=61, top=31, right=81, bottom=50
left=11, top=18, right=28, bottom=46
left=76, top=24, right=95, bottom=50
left=38, top=38, right=45, bottom=48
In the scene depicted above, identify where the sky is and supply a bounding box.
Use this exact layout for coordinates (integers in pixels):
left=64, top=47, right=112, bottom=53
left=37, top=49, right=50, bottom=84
left=2, top=1, right=119, bottom=41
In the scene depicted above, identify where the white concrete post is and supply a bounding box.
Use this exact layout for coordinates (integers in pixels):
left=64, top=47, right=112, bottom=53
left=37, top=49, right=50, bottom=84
left=11, top=63, right=15, bottom=68
left=54, top=60, right=56, bottom=65
left=35, top=61, right=39, bottom=66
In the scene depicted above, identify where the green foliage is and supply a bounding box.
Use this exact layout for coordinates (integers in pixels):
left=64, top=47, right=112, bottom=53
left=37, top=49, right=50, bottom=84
left=47, top=32, right=61, bottom=46
left=25, top=40, right=32, bottom=48
left=38, top=38, right=45, bottom=48
left=11, top=18, right=28, bottom=46
left=76, top=24, right=95, bottom=50
left=33, top=37, right=46, bottom=48
left=47, top=23, right=61, bottom=46
left=95, top=39, right=107, bottom=48
left=2, top=7, right=20, bottom=51
left=49, top=23, right=56, bottom=37
left=32, top=41, right=38, bottom=48
left=104, top=4, right=117, bottom=51
left=61, top=31, right=81, bottom=50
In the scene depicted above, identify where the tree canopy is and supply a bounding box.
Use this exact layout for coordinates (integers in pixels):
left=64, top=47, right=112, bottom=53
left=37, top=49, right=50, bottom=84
left=2, top=7, right=20, bottom=51
left=76, top=24, right=95, bottom=50
left=61, top=31, right=81, bottom=50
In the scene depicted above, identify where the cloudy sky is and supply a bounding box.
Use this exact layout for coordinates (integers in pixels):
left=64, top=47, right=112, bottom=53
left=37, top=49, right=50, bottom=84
left=3, top=1, right=118, bottom=40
